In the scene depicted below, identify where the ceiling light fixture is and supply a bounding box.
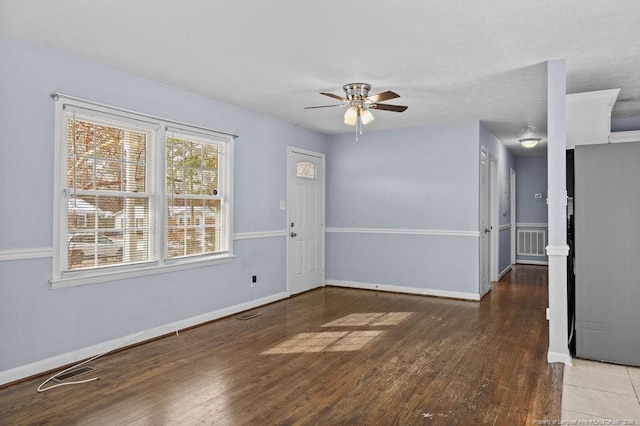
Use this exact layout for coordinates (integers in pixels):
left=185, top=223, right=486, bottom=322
left=343, top=105, right=374, bottom=139
left=344, top=106, right=358, bottom=126
left=305, top=83, right=407, bottom=141
left=519, top=137, right=541, bottom=148
left=360, top=108, right=374, bottom=125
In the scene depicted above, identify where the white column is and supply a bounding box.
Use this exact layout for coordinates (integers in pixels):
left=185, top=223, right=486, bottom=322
left=546, top=59, right=571, bottom=365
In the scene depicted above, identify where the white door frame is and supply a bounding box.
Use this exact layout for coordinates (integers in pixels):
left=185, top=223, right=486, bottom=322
left=286, top=147, right=326, bottom=295
left=490, top=156, right=499, bottom=282
left=480, top=147, right=490, bottom=297
left=510, top=168, right=517, bottom=265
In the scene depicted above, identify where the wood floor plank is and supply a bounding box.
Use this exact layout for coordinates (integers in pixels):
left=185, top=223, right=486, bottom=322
left=0, top=265, right=562, bottom=425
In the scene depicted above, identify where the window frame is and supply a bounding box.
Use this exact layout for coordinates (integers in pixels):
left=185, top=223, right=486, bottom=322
left=51, top=95, right=235, bottom=289
left=164, top=126, right=230, bottom=262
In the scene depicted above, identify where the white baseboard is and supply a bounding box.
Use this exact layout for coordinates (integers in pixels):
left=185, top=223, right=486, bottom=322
left=498, top=265, right=512, bottom=280
left=0, top=292, right=289, bottom=387
left=516, top=260, right=549, bottom=266
left=548, top=351, right=573, bottom=366
left=326, top=280, right=480, bottom=301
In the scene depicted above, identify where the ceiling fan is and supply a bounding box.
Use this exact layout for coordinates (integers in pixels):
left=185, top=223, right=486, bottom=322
left=305, top=83, right=408, bottom=140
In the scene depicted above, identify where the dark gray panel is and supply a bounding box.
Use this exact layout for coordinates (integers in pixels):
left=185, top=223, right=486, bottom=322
left=575, top=142, right=640, bottom=366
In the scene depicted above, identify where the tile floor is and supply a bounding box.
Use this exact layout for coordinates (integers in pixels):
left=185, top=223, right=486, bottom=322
left=562, top=358, right=640, bottom=423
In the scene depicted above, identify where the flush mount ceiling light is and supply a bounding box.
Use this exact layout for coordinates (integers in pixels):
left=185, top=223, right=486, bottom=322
left=305, top=83, right=408, bottom=140
left=519, top=137, right=541, bottom=148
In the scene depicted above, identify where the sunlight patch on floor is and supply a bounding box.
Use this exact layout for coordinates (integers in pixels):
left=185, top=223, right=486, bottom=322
left=321, top=312, right=414, bottom=327
left=262, top=331, right=384, bottom=354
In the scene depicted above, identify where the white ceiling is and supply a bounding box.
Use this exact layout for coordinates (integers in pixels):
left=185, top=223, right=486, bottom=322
left=1, top=0, right=639, bottom=155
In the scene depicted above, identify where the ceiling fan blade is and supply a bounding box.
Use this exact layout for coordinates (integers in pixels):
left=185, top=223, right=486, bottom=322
left=370, top=103, right=408, bottom=112
left=367, top=91, right=400, bottom=103
left=320, top=92, right=348, bottom=102
left=304, top=104, right=345, bottom=109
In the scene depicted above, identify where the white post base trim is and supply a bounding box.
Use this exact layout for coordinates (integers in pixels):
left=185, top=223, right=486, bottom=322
left=546, top=245, right=570, bottom=256
left=548, top=351, right=573, bottom=365
left=326, top=280, right=480, bottom=301
left=0, top=292, right=289, bottom=387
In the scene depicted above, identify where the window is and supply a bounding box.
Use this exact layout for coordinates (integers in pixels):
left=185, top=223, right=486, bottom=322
left=165, top=129, right=227, bottom=259
left=296, top=161, right=317, bottom=179
left=53, top=96, right=234, bottom=287
left=63, top=109, right=154, bottom=271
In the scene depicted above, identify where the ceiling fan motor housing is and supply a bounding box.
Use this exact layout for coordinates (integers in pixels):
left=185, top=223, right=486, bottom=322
left=343, top=83, right=371, bottom=101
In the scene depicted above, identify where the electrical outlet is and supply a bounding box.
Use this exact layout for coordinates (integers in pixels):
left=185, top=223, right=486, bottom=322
left=251, top=275, right=257, bottom=287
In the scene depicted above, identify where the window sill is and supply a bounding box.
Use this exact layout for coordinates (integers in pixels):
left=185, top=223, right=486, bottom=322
left=50, top=254, right=235, bottom=289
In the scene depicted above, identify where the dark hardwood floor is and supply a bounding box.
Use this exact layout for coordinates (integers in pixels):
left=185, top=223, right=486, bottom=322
left=0, top=265, right=562, bottom=425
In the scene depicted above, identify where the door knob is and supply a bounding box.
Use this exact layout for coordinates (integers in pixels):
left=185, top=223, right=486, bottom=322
left=290, top=232, right=297, bottom=237
left=485, top=227, right=491, bottom=233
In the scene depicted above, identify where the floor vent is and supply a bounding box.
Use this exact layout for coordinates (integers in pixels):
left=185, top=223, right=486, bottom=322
left=517, top=230, right=546, bottom=256
left=236, top=312, right=261, bottom=320
left=52, top=366, right=96, bottom=382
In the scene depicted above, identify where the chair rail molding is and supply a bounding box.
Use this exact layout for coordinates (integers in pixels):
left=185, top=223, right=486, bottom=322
left=0, top=247, right=53, bottom=262
left=325, top=227, right=479, bottom=237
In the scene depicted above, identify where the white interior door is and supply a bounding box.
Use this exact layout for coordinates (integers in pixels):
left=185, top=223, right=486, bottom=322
left=287, top=149, right=325, bottom=295
left=480, top=148, right=491, bottom=297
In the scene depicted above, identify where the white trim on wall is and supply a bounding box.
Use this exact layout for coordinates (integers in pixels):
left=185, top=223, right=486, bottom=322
left=498, top=264, right=512, bottom=280
left=516, top=260, right=549, bottom=266
left=610, top=130, right=640, bottom=144
left=516, top=222, right=549, bottom=228
left=510, top=168, right=516, bottom=265
left=0, top=247, right=53, bottom=261
left=498, top=223, right=511, bottom=231
left=490, top=155, right=500, bottom=283
left=0, top=231, right=289, bottom=263
left=0, top=291, right=289, bottom=387
left=326, top=280, right=480, bottom=301
left=325, top=227, right=480, bottom=237
left=233, top=230, right=288, bottom=240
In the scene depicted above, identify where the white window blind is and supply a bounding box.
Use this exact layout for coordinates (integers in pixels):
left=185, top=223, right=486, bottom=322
left=165, top=128, right=228, bottom=259
left=63, top=107, right=158, bottom=272
left=53, top=95, right=235, bottom=287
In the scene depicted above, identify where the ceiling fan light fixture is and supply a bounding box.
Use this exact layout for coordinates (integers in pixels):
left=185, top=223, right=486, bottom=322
left=306, top=83, right=406, bottom=139
left=519, top=137, right=541, bottom=148
left=344, top=106, right=358, bottom=126
left=360, top=108, right=374, bottom=125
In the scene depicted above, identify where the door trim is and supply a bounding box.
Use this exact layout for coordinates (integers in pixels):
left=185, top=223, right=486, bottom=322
left=490, top=156, right=499, bottom=282
left=480, top=147, right=490, bottom=296
left=286, top=147, right=326, bottom=295
left=510, top=168, right=516, bottom=265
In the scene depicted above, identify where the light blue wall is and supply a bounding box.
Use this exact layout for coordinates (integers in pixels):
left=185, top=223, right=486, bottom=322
left=0, top=32, right=519, bottom=376
left=514, top=154, right=548, bottom=263
left=0, top=34, right=327, bottom=372
left=325, top=123, right=481, bottom=295
left=479, top=123, right=515, bottom=274
left=611, top=117, right=640, bottom=132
